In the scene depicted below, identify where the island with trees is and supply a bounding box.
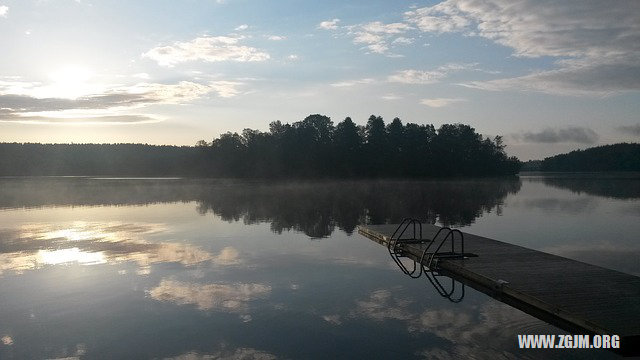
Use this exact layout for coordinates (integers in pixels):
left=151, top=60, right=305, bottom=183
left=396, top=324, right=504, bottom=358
left=0, top=114, right=520, bottom=177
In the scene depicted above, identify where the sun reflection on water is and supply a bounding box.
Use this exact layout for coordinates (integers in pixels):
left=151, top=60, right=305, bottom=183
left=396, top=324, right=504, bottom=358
left=0, top=221, right=235, bottom=275
left=36, top=248, right=106, bottom=266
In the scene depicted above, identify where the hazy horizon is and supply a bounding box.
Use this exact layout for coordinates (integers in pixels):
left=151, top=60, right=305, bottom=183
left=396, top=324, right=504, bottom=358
left=1, top=1, right=639, bottom=161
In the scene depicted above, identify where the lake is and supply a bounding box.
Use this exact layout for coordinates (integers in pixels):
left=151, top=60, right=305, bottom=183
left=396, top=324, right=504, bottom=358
left=0, top=175, right=638, bottom=359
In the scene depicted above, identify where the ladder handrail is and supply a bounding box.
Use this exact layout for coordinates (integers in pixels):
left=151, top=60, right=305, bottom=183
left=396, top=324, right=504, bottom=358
left=385, top=219, right=467, bottom=302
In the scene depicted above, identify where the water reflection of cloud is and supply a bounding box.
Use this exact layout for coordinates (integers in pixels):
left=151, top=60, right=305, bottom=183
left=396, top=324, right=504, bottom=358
left=212, top=246, right=241, bottom=265
left=1, top=335, right=13, bottom=345
left=352, top=289, right=550, bottom=360
left=322, top=315, right=342, bottom=325
left=516, top=197, right=597, bottom=214
left=352, top=289, right=413, bottom=322
left=0, top=222, right=236, bottom=275
left=148, top=279, right=271, bottom=312
left=167, top=348, right=277, bottom=360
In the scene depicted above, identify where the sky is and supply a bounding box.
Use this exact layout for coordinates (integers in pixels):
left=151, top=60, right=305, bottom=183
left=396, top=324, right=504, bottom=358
left=0, top=0, right=639, bottom=160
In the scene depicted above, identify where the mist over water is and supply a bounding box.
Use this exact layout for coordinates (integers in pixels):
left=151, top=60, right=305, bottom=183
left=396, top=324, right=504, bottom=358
left=0, top=175, right=636, bottom=359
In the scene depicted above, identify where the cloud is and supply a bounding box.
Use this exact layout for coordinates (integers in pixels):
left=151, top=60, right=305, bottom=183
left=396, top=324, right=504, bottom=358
left=330, top=78, right=374, bottom=87
left=388, top=69, right=444, bottom=84
left=234, top=24, right=249, bottom=31
left=0, top=114, right=160, bottom=125
left=387, top=63, right=476, bottom=84
left=0, top=5, right=8, bottom=17
left=381, top=93, right=401, bottom=100
left=420, top=98, right=465, bottom=108
left=318, top=18, right=340, bottom=30
left=0, top=80, right=240, bottom=124
left=463, top=61, right=640, bottom=96
left=406, top=0, right=640, bottom=95
left=392, top=37, right=414, bottom=45
left=143, top=36, right=270, bottom=67
left=515, top=127, right=599, bottom=144
left=208, top=81, right=244, bottom=98
left=350, top=21, right=413, bottom=55
left=148, top=279, right=271, bottom=312
left=360, top=21, right=411, bottom=35
left=616, top=124, right=640, bottom=136
left=132, top=72, right=150, bottom=80
left=266, top=35, right=285, bottom=41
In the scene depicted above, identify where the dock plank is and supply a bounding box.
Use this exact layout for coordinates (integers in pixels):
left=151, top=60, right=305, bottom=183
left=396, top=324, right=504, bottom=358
left=358, top=224, right=640, bottom=356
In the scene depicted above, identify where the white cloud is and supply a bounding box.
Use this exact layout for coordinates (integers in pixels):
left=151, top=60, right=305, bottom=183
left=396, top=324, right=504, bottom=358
left=266, top=35, right=285, bottom=41
left=0, top=5, right=8, bottom=17
left=330, top=78, right=374, bottom=87
left=406, top=0, right=640, bottom=95
left=351, top=21, right=413, bottom=55
left=234, top=24, right=248, bottom=31
left=0, top=78, right=242, bottom=124
left=381, top=93, right=401, bottom=100
left=124, top=81, right=214, bottom=103
left=208, top=80, right=244, bottom=98
left=132, top=72, right=150, bottom=80
left=392, top=37, right=414, bottom=45
left=286, top=54, right=299, bottom=61
left=420, top=98, right=465, bottom=107
left=143, top=36, right=270, bottom=67
left=360, top=21, right=411, bottom=34
left=388, top=69, right=445, bottom=84
left=404, top=2, right=470, bottom=33
left=318, top=18, right=340, bottom=30
left=388, top=63, right=479, bottom=84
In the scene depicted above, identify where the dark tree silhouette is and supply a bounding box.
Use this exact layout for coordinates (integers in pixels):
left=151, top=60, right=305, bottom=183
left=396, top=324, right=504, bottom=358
left=541, top=143, right=640, bottom=172
left=0, top=113, right=521, bottom=177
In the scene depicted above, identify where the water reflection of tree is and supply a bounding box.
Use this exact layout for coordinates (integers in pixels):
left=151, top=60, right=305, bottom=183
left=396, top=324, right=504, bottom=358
left=195, top=179, right=522, bottom=238
left=0, top=178, right=521, bottom=238
left=540, top=175, right=640, bottom=199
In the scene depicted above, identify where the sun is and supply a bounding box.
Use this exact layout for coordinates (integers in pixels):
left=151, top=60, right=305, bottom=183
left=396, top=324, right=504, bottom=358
left=46, top=65, right=96, bottom=99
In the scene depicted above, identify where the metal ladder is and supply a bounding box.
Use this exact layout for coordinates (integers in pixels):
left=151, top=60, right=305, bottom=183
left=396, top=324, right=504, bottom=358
left=387, top=218, right=468, bottom=302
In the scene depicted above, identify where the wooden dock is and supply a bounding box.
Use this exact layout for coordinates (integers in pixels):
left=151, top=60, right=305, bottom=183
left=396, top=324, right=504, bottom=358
left=358, top=224, right=640, bottom=356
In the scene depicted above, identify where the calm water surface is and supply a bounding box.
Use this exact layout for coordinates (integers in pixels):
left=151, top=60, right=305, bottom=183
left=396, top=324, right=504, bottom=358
left=0, top=175, right=638, bottom=359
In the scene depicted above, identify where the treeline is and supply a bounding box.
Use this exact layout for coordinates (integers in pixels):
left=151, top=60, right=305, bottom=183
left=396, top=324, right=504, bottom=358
left=199, top=114, right=520, bottom=177
left=0, top=114, right=521, bottom=177
left=540, top=143, right=640, bottom=172
left=0, top=143, right=203, bottom=176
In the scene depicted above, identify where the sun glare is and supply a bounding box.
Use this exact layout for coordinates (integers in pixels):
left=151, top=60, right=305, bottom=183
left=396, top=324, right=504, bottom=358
left=45, top=65, right=97, bottom=99
left=37, top=248, right=106, bottom=266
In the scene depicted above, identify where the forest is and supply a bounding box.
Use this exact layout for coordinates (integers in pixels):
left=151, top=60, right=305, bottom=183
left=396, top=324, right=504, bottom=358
left=0, top=114, right=521, bottom=177
left=540, top=143, right=640, bottom=172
